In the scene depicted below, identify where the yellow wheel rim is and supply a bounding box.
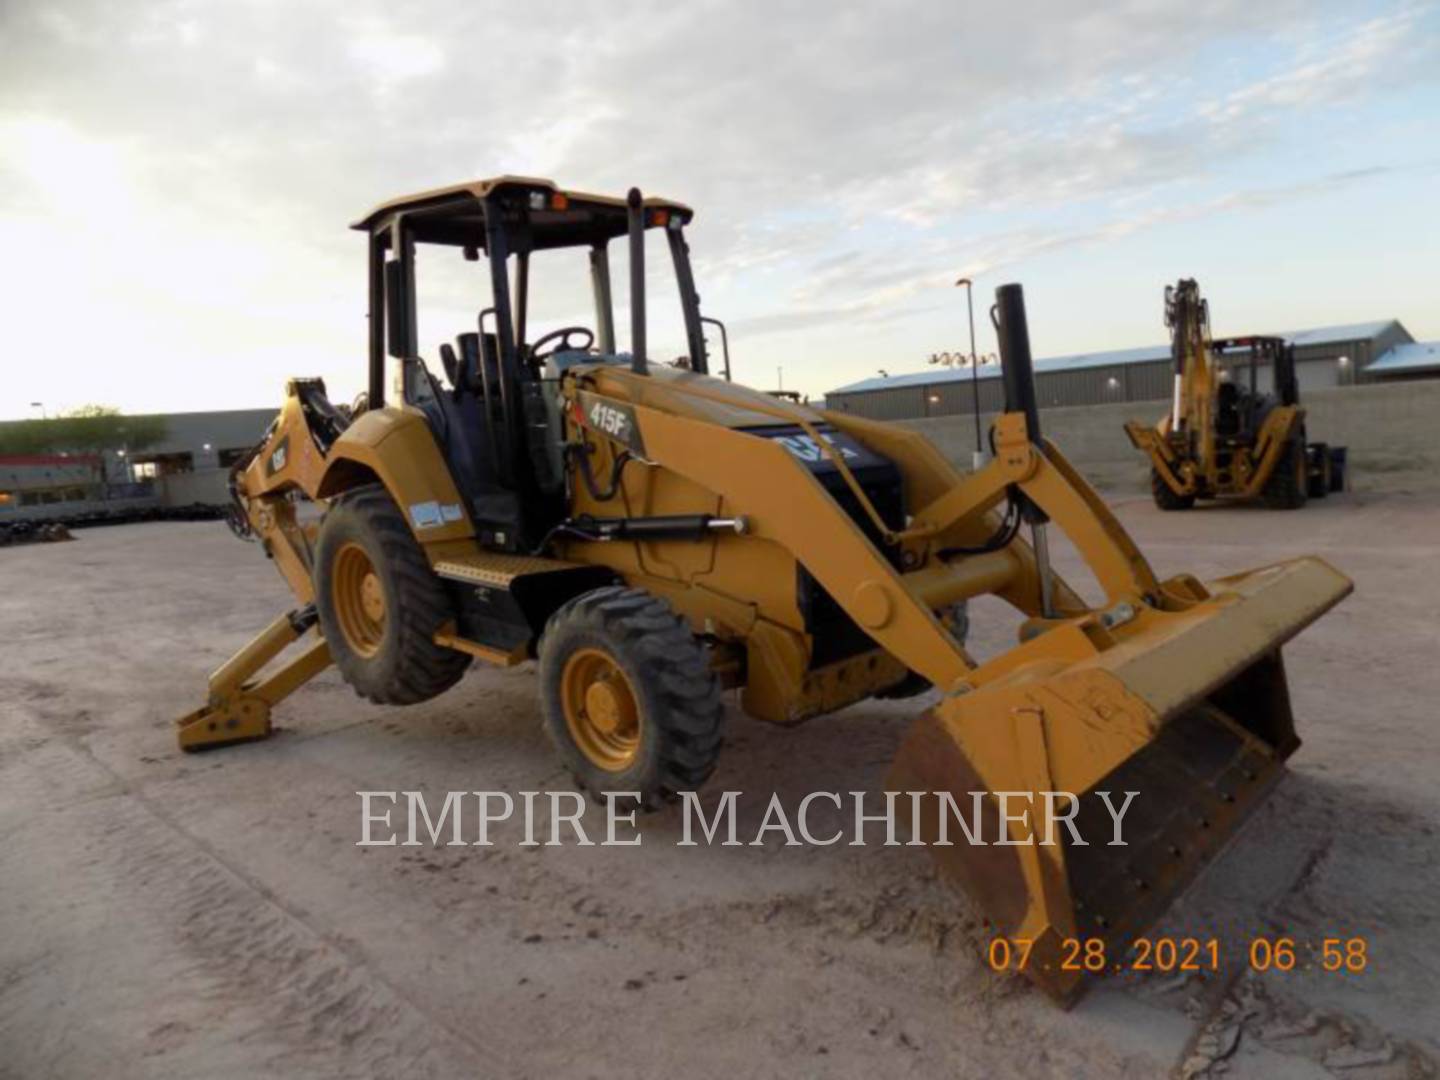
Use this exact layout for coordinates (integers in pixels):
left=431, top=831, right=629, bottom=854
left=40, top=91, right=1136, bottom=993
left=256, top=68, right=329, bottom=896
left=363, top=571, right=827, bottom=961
left=560, top=647, right=641, bottom=771
left=332, top=541, right=386, bottom=658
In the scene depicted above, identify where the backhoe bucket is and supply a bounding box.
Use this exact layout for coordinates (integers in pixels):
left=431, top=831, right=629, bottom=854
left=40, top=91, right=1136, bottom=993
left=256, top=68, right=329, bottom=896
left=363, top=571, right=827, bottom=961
left=888, top=555, right=1351, bottom=1002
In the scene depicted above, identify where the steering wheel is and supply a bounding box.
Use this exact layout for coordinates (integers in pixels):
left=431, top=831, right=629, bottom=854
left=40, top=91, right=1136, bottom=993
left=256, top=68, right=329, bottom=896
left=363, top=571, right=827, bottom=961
left=530, top=326, right=595, bottom=362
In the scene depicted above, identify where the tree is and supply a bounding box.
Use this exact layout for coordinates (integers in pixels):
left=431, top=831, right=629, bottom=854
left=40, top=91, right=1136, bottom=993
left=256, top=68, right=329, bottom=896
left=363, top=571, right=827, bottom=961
left=0, top=406, right=169, bottom=456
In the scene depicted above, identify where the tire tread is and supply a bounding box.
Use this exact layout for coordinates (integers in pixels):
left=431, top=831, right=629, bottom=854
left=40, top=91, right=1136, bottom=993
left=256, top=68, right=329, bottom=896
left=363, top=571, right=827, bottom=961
left=318, top=485, right=470, bottom=705
left=539, top=586, right=724, bottom=808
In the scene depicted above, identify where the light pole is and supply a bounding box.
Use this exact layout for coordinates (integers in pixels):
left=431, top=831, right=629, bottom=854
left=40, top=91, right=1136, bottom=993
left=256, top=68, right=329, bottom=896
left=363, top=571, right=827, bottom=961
left=30, top=402, right=45, bottom=420
left=955, top=277, right=987, bottom=470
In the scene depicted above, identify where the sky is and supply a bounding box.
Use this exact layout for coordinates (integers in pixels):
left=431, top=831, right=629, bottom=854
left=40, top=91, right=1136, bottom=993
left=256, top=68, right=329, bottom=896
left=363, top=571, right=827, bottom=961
left=1, top=0, right=1437, bottom=418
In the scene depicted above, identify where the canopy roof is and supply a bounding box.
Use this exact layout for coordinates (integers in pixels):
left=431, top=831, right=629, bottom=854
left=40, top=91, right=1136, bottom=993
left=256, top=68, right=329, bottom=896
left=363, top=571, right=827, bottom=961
left=351, top=175, right=694, bottom=251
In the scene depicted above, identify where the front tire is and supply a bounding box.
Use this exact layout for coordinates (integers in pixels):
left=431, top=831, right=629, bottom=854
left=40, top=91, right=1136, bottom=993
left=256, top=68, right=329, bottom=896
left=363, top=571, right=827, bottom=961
left=539, top=586, right=723, bottom=808
left=315, top=485, right=470, bottom=704
left=1263, top=439, right=1308, bottom=510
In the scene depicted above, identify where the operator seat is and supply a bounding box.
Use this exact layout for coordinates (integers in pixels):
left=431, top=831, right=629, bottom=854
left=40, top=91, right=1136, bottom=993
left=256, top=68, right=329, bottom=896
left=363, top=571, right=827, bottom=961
left=419, top=335, right=521, bottom=547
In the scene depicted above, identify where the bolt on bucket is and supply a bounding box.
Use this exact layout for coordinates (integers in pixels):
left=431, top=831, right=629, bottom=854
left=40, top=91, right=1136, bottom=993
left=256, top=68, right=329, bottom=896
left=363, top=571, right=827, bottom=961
left=887, top=554, right=1351, bottom=1002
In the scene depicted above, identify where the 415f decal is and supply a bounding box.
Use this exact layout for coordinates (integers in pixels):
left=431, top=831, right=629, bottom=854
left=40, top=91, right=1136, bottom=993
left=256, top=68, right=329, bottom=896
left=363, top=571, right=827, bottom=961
left=574, top=391, right=645, bottom=455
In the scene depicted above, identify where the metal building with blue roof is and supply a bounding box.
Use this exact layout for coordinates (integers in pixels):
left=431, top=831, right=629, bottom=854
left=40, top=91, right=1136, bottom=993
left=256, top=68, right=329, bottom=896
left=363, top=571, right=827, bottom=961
left=824, top=319, right=1422, bottom=420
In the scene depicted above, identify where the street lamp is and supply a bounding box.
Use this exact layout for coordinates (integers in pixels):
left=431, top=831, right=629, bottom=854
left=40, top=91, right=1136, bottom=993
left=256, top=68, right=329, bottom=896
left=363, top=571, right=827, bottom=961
left=30, top=402, right=45, bottom=420
left=955, top=277, right=987, bottom=469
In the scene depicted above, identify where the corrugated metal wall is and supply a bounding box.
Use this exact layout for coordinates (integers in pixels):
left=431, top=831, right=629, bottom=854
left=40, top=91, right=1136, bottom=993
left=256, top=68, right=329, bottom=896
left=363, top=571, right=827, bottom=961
left=826, top=360, right=1175, bottom=419
left=925, top=377, right=1005, bottom=416
left=825, top=348, right=1404, bottom=421
left=1034, top=367, right=1130, bottom=408
left=1126, top=361, right=1174, bottom=401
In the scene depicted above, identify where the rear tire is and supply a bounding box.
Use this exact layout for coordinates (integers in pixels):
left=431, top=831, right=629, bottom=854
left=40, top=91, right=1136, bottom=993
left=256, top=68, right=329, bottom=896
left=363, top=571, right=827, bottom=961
left=1151, top=468, right=1195, bottom=511
left=1263, top=439, right=1309, bottom=510
left=315, top=485, right=471, bottom=704
left=539, top=586, right=723, bottom=809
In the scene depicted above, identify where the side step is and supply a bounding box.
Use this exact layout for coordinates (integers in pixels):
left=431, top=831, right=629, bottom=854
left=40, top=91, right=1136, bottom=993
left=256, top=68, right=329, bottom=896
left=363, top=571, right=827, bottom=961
left=430, top=548, right=617, bottom=660
left=433, top=551, right=588, bottom=588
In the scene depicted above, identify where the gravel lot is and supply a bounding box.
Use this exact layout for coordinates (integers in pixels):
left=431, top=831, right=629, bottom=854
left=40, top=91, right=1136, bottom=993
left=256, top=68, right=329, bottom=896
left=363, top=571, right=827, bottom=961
left=2, top=486, right=1437, bottom=1079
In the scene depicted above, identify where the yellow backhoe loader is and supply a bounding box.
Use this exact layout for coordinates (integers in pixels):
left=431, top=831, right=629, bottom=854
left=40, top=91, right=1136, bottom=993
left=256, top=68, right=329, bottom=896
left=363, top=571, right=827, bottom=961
left=178, top=178, right=1350, bottom=1001
left=1126, top=279, right=1347, bottom=509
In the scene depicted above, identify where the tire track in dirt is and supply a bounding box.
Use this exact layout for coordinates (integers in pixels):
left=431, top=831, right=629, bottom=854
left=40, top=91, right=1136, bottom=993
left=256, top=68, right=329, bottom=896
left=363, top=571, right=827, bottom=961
left=5, top=721, right=501, bottom=1079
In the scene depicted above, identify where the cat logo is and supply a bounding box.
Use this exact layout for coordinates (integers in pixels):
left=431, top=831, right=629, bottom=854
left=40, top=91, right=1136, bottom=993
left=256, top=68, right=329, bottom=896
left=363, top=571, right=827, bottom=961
left=772, top=433, right=859, bottom=463
left=266, top=437, right=289, bottom=476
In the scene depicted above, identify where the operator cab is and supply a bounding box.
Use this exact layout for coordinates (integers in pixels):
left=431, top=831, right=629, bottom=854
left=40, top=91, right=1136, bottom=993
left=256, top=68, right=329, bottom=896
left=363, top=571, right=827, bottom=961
left=349, top=176, right=714, bottom=552
left=1211, top=335, right=1295, bottom=445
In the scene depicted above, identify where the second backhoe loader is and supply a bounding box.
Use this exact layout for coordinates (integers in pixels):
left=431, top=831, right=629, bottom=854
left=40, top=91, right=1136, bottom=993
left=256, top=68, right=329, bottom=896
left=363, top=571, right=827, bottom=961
left=1126, top=278, right=1347, bottom=509
left=178, top=177, right=1351, bottom=1001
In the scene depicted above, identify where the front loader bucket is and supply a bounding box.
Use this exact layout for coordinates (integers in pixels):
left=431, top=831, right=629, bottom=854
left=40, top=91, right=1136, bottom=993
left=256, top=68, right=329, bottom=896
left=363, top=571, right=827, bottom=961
left=888, top=555, right=1351, bottom=1002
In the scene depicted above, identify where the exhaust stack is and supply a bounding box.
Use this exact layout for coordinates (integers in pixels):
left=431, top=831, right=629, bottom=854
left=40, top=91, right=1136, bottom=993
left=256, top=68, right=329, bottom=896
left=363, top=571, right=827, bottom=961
left=993, top=283, right=1055, bottom=617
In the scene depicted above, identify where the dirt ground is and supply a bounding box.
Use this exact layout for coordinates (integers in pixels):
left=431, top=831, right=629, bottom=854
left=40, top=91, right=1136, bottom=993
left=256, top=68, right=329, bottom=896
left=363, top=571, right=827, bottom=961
left=2, top=485, right=1437, bottom=1079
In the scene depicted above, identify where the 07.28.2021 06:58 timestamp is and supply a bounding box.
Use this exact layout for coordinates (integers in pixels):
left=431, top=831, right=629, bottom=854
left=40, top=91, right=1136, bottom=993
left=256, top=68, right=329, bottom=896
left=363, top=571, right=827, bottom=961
left=986, top=935, right=1369, bottom=976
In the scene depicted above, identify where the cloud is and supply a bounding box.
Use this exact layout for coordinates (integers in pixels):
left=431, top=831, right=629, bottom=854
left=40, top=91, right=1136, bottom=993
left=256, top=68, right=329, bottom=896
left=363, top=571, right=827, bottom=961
left=1201, top=8, right=1423, bottom=120
left=343, top=22, right=446, bottom=89
left=0, top=0, right=1435, bottom=411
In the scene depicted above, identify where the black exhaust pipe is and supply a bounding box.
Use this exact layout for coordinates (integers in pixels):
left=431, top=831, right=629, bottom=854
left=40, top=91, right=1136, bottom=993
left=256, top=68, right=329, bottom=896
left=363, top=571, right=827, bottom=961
left=627, top=188, right=647, bottom=375
left=993, top=283, right=1041, bottom=445
left=992, top=282, right=1054, bottom=615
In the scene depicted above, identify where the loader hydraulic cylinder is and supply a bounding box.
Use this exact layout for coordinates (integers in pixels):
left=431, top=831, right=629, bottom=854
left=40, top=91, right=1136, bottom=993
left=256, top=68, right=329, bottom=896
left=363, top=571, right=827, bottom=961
left=572, top=514, right=748, bottom=541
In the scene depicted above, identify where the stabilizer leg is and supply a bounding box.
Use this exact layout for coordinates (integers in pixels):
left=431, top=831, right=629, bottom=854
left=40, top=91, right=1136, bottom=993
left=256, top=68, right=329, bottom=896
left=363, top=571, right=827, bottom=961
left=176, top=606, right=332, bottom=751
